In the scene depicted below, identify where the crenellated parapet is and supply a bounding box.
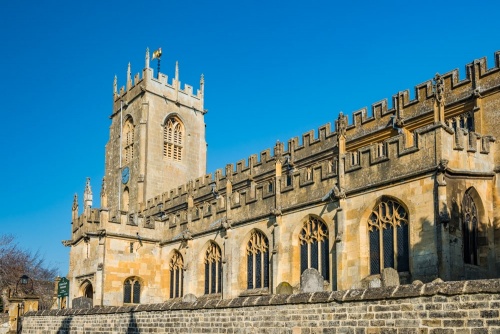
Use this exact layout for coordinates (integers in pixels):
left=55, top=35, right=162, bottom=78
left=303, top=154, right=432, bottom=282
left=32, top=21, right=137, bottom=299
left=102, top=51, right=499, bottom=245
left=70, top=208, right=101, bottom=244
left=343, top=51, right=500, bottom=150
left=112, top=49, right=205, bottom=115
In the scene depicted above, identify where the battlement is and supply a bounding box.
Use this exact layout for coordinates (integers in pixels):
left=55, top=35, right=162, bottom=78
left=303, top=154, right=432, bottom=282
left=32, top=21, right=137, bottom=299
left=71, top=208, right=101, bottom=243
left=344, top=51, right=500, bottom=146
left=105, top=51, right=499, bottom=240
left=111, top=49, right=205, bottom=114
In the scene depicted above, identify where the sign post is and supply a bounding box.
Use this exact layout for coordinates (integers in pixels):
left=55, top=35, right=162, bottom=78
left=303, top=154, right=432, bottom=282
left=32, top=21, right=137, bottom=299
left=57, top=277, right=69, bottom=309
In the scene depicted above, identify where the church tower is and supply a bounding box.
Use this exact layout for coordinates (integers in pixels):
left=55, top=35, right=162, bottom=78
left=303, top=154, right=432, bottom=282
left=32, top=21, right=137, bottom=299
left=104, top=48, right=207, bottom=214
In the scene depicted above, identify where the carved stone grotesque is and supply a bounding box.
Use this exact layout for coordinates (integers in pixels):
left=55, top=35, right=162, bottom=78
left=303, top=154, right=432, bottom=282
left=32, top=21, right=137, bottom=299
left=434, top=73, right=445, bottom=106
left=336, top=112, right=348, bottom=137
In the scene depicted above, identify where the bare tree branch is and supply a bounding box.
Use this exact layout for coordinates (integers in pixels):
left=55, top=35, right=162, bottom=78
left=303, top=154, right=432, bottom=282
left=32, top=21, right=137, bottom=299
left=0, top=234, right=58, bottom=311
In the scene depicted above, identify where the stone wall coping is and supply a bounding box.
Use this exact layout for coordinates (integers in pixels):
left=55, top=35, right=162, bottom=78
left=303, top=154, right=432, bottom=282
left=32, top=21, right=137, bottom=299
left=24, top=278, right=500, bottom=317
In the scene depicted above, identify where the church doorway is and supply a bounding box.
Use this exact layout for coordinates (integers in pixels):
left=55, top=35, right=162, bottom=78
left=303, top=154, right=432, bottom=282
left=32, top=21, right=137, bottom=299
left=83, top=281, right=93, bottom=299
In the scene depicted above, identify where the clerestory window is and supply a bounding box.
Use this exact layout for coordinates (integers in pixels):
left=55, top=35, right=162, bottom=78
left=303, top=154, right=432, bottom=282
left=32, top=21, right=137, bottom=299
left=445, top=112, right=475, bottom=132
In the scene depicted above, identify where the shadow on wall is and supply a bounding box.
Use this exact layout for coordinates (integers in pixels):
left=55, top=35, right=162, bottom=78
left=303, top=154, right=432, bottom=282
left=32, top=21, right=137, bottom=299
left=127, top=311, right=140, bottom=334
left=56, top=316, right=72, bottom=334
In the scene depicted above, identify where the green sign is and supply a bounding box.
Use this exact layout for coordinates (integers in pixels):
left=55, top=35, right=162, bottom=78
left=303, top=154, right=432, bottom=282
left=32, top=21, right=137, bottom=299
left=57, top=277, right=70, bottom=297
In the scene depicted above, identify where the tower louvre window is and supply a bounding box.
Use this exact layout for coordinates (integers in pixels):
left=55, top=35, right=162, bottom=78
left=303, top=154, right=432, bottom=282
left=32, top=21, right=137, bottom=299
left=122, top=118, right=134, bottom=164
left=368, top=198, right=409, bottom=275
left=164, top=117, right=184, bottom=161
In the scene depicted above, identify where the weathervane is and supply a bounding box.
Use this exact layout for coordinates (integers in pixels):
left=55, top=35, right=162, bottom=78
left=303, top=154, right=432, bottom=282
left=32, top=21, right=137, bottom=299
left=152, top=48, right=162, bottom=79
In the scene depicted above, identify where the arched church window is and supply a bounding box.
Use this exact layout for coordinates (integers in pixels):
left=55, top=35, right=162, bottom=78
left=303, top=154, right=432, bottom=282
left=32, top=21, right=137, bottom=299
left=462, top=191, right=478, bottom=265
left=246, top=231, right=269, bottom=290
left=368, top=198, right=409, bottom=275
left=299, top=216, right=329, bottom=280
left=169, top=251, right=184, bottom=298
left=122, top=118, right=134, bottom=164
left=123, top=277, right=141, bottom=304
left=164, top=117, right=183, bottom=161
left=204, top=242, right=222, bottom=294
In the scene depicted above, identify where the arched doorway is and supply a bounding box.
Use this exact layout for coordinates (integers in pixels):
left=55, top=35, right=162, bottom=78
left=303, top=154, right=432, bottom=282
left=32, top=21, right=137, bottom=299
left=82, top=281, right=93, bottom=299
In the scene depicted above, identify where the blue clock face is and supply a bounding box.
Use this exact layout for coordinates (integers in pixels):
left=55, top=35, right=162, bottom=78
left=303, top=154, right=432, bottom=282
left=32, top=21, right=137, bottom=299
left=122, top=167, right=130, bottom=184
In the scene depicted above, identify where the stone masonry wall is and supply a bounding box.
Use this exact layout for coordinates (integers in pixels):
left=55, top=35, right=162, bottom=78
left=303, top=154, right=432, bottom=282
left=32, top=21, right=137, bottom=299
left=22, top=279, right=500, bottom=333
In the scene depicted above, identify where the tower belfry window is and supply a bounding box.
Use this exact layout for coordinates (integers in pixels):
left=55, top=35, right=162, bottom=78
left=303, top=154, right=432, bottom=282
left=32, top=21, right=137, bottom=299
left=122, top=119, right=134, bottom=164
left=164, top=117, right=183, bottom=161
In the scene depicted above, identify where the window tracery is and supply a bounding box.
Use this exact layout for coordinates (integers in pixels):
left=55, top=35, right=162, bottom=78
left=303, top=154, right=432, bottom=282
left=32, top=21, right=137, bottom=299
left=204, top=242, right=222, bottom=294
left=169, top=251, right=184, bottom=298
left=246, top=231, right=269, bottom=289
left=299, top=216, right=329, bottom=280
left=368, top=198, right=409, bottom=275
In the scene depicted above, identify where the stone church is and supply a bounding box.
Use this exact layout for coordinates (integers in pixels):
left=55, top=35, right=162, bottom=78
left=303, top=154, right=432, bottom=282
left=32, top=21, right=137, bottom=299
left=64, top=49, right=500, bottom=307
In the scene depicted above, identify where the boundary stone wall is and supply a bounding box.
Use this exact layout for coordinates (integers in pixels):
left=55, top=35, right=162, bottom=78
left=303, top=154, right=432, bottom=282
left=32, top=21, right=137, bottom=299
left=22, top=279, right=500, bottom=333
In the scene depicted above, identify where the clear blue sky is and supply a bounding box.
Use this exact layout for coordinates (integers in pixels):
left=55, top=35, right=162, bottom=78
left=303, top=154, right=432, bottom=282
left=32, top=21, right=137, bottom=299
left=0, top=0, right=499, bottom=276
